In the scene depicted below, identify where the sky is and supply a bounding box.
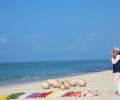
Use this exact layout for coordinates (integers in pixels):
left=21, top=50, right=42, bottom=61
left=0, top=0, right=120, bottom=62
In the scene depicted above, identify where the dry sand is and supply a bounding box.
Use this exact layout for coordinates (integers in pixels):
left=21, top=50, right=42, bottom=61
left=0, top=70, right=120, bottom=100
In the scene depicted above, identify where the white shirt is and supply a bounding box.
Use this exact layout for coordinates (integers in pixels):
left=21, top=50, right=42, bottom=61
left=111, top=55, right=120, bottom=65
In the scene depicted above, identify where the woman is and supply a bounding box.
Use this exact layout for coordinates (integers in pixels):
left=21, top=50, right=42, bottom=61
left=111, top=48, right=120, bottom=95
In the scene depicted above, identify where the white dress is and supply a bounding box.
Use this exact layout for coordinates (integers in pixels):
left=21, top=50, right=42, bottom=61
left=111, top=55, right=120, bottom=83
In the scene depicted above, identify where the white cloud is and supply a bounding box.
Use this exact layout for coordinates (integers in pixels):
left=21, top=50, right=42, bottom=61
left=0, top=37, right=8, bottom=44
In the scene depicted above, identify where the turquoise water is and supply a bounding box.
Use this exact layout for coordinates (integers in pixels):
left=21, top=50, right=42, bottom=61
left=0, top=60, right=112, bottom=85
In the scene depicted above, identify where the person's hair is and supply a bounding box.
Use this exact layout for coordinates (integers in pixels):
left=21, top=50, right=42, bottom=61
left=112, top=48, right=120, bottom=58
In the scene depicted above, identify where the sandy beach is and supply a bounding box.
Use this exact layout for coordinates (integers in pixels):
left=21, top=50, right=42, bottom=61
left=0, top=70, right=120, bottom=100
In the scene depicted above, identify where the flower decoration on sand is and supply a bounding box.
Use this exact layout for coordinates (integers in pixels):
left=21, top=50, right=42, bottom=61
left=26, top=92, right=53, bottom=98
left=7, top=92, right=25, bottom=100
left=0, top=95, right=7, bottom=100
left=42, top=82, right=50, bottom=89
left=62, top=91, right=81, bottom=97
left=57, top=80, right=70, bottom=90
left=42, top=79, right=86, bottom=90
left=78, top=80, right=86, bottom=87
left=69, top=80, right=77, bottom=87
left=47, top=91, right=65, bottom=98
left=62, top=90, right=100, bottom=97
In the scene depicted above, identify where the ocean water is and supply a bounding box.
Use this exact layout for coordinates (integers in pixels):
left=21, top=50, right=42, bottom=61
left=0, top=60, right=112, bottom=85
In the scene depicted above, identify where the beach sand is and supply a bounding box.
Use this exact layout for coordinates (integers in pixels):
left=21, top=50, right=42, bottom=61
left=0, top=70, right=120, bottom=100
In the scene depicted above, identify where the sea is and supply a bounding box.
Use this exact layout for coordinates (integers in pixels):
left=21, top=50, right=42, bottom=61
left=0, top=60, right=112, bottom=86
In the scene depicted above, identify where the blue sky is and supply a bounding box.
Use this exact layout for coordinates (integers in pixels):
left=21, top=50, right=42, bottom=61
left=0, top=0, right=120, bottom=62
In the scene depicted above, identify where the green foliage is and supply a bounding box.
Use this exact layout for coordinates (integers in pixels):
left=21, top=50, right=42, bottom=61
left=7, top=92, right=25, bottom=100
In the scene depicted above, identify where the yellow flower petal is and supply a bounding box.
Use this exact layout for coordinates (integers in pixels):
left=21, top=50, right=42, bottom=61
left=0, top=96, right=7, bottom=100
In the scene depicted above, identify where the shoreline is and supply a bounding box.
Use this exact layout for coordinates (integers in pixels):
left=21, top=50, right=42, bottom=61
left=0, top=69, right=110, bottom=87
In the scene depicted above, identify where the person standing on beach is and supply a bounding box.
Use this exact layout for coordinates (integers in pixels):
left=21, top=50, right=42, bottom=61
left=111, top=48, right=120, bottom=95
